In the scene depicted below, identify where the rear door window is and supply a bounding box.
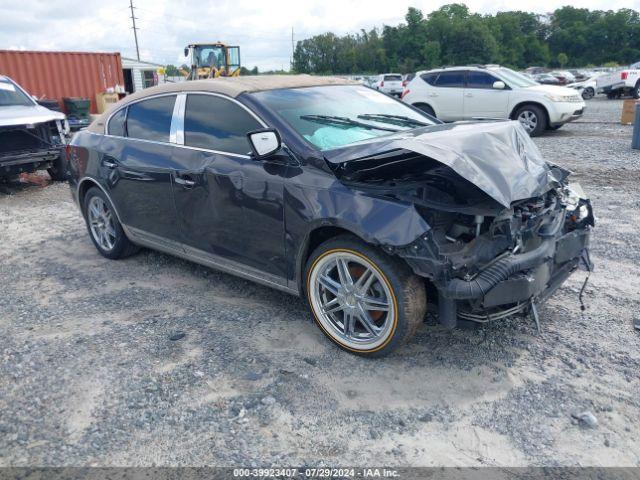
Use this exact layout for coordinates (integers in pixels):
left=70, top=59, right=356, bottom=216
left=108, top=108, right=127, bottom=136
left=126, top=95, right=176, bottom=143
left=467, top=71, right=500, bottom=89
left=434, top=71, right=465, bottom=88
left=184, top=94, right=262, bottom=155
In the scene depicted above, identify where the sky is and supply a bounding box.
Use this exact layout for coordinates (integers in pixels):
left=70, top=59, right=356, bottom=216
left=1, top=0, right=639, bottom=71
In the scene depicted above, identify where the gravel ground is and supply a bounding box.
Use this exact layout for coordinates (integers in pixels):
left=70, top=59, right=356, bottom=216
left=0, top=97, right=639, bottom=467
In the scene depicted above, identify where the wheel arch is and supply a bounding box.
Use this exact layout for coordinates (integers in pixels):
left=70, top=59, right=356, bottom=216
left=77, top=177, right=124, bottom=224
left=412, top=102, right=437, bottom=117
left=509, top=101, right=549, bottom=124
left=296, top=225, right=364, bottom=295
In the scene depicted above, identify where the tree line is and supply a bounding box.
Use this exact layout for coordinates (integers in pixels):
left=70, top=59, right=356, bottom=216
left=292, top=4, right=640, bottom=74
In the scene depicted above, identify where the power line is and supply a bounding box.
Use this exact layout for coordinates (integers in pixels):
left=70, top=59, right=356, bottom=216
left=129, top=0, right=140, bottom=61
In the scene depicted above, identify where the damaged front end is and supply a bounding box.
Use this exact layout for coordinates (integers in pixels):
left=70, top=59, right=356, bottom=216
left=0, top=75, right=69, bottom=179
left=399, top=183, right=593, bottom=326
left=327, top=121, right=594, bottom=327
left=0, top=119, right=68, bottom=178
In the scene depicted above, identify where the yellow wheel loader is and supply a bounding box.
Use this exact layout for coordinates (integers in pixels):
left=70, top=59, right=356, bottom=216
left=184, top=43, right=241, bottom=80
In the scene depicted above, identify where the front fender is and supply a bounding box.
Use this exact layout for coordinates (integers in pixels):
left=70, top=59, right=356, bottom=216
left=285, top=180, right=431, bottom=290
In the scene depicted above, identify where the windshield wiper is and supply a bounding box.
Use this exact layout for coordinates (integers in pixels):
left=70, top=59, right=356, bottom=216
left=300, top=115, right=399, bottom=132
left=357, top=114, right=431, bottom=127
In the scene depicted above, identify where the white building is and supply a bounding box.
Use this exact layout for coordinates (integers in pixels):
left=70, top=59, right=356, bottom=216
left=121, top=57, right=164, bottom=94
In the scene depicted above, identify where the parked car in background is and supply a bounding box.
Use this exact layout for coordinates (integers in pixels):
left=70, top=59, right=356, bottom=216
left=0, top=75, right=69, bottom=180
left=533, top=73, right=562, bottom=85
left=596, top=69, right=640, bottom=99
left=67, top=76, right=593, bottom=356
left=402, top=65, right=585, bottom=136
left=364, top=76, right=377, bottom=88
left=525, top=66, right=548, bottom=75
left=567, top=74, right=603, bottom=100
left=568, top=69, right=589, bottom=82
left=374, top=74, right=404, bottom=96
left=549, top=70, right=576, bottom=85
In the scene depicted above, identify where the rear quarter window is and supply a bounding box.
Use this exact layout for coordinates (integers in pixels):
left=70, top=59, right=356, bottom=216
left=107, top=108, right=127, bottom=136
left=126, top=95, right=176, bottom=143
left=420, top=73, right=438, bottom=85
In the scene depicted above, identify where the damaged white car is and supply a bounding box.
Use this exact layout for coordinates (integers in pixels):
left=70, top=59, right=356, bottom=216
left=0, top=75, right=69, bottom=180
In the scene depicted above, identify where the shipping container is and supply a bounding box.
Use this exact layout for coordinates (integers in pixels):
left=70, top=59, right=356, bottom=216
left=0, top=50, right=124, bottom=114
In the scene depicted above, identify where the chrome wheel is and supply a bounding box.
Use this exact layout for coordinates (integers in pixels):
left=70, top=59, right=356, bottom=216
left=518, top=110, right=538, bottom=133
left=309, top=250, right=396, bottom=350
left=88, top=196, right=116, bottom=251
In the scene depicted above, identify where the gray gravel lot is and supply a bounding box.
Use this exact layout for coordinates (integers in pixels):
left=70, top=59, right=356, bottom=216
left=0, top=97, right=639, bottom=467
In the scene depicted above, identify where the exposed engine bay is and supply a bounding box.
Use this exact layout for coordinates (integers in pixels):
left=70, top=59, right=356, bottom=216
left=0, top=118, right=68, bottom=178
left=328, top=121, right=594, bottom=327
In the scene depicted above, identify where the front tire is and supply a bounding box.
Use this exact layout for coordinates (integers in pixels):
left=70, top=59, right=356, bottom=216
left=82, top=187, right=139, bottom=259
left=305, top=235, right=426, bottom=357
left=47, top=155, right=68, bottom=181
left=515, top=104, right=547, bottom=137
left=582, top=87, right=595, bottom=100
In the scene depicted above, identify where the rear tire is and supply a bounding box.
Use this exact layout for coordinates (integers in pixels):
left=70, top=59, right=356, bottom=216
left=633, top=82, right=640, bottom=100
left=305, top=235, right=426, bottom=357
left=82, top=187, right=139, bottom=260
left=514, top=104, right=547, bottom=137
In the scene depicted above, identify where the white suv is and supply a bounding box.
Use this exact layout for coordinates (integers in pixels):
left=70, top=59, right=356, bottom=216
left=374, top=74, right=404, bottom=97
left=401, top=66, right=585, bottom=136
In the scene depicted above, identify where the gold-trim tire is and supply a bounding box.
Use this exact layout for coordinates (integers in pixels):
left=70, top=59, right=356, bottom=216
left=305, top=235, right=426, bottom=357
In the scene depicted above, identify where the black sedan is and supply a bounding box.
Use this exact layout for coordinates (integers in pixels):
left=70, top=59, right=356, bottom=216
left=68, top=76, right=593, bottom=357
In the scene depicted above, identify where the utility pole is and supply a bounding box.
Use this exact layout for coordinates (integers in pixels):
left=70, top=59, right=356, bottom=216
left=129, top=0, right=140, bottom=61
left=291, top=27, right=294, bottom=71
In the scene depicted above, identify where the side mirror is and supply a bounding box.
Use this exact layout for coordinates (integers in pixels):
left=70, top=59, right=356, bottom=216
left=493, top=81, right=506, bottom=90
left=247, top=128, right=281, bottom=159
left=184, top=48, right=189, bottom=57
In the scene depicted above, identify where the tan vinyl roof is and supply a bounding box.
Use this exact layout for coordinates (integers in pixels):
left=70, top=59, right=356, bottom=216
left=87, top=75, right=356, bottom=133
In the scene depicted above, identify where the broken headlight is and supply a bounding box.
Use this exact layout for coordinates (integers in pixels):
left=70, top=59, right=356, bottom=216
left=564, top=183, right=590, bottom=220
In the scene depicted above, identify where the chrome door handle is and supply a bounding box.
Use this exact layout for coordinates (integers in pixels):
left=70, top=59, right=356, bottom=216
left=465, top=93, right=473, bottom=97
left=428, top=93, right=438, bottom=97
left=174, top=177, right=195, bottom=187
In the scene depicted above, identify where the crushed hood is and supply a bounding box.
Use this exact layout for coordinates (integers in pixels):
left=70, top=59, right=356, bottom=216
left=324, top=120, right=567, bottom=208
left=0, top=105, right=66, bottom=128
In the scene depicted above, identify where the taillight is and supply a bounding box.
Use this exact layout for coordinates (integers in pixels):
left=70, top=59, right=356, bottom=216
left=402, top=80, right=407, bottom=87
left=622, top=71, right=628, bottom=80
left=401, top=89, right=410, bottom=99
left=381, top=81, right=384, bottom=87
